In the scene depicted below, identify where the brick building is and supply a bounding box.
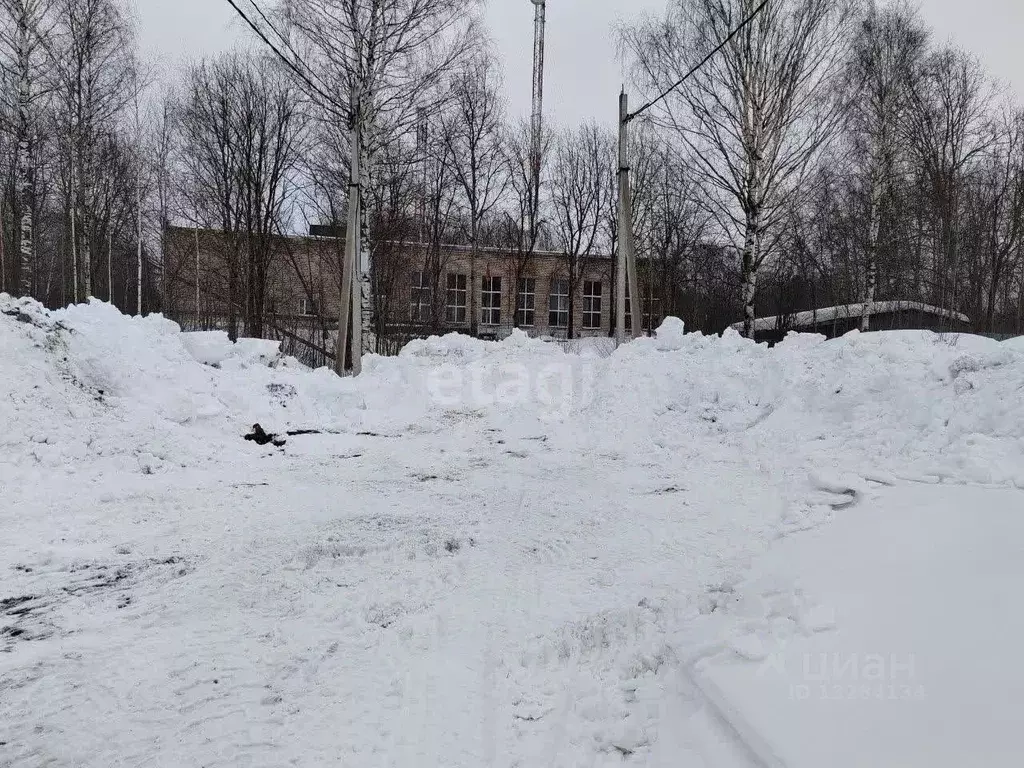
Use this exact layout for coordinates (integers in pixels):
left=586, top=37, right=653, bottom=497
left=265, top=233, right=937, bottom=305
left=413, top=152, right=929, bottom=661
left=162, top=226, right=616, bottom=349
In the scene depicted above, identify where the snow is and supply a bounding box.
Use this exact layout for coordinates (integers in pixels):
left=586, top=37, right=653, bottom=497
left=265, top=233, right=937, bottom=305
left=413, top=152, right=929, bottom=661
left=731, top=300, right=972, bottom=333
left=691, top=482, right=1024, bottom=768
left=2, top=294, right=1023, bottom=766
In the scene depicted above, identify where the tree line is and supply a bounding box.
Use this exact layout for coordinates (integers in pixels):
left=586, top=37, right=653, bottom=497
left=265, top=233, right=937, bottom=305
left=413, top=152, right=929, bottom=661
left=623, top=0, right=1024, bottom=336
left=0, top=0, right=150, bottom=311
left=3, top=0, right=1023, bottom=344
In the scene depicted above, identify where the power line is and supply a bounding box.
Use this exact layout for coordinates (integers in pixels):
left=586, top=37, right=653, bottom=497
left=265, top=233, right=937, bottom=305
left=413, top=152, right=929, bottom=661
left=243, top=0, right=336, bottom=97
left=628, top=0, right=771, bottom=122
left=245, top=0, right=292, bottom=48
left=223, top=0, right=347, bottom=120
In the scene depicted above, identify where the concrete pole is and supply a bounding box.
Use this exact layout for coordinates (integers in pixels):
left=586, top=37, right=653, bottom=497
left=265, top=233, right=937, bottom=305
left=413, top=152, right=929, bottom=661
left=351, top=108, right=363, bottom=376
left=335, top=95, right=361, bottom=376
left=617, top=91, right=642, bottom=342
left=616, top=91, right=628, bottom=345
left=625, top=177, right=642, bottom=340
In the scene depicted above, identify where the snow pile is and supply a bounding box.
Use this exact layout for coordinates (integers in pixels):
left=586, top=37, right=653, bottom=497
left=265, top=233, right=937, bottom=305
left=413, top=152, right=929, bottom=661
left=586, top=323, right=1024, bottom=488
left=0, top=295, right=362, bottom=478
left=4, top=297, right=1024, bottom=767
left=4, top=297, right=1021, bottom=488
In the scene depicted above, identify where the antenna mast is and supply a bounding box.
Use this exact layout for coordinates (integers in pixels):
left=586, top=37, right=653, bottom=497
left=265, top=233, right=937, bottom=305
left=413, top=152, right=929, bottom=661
left=530, top=0, right=546, bottom=153
left=529, top=0, right=546, bottom=220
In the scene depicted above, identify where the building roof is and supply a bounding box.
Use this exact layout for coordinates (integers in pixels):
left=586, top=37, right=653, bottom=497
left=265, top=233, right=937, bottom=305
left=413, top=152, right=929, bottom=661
left=166, top=224, right=611, bottom=261
left=731, top=301, right=971, bottom=333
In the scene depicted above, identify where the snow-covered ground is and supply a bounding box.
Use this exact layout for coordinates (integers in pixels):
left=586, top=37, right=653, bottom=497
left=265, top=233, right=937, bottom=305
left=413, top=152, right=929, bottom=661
left=2, top=295, right=1022, bottom=767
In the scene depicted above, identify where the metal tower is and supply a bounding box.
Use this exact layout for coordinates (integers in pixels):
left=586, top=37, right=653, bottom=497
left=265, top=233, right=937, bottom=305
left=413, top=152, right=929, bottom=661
left=530, top=0, right=547, bottom=154
left=529, top=0, right=547, bottom=213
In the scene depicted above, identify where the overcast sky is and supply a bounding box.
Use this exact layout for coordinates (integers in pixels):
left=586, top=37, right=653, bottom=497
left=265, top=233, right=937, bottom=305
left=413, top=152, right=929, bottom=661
left=132, top=0, right=1023, bottom=126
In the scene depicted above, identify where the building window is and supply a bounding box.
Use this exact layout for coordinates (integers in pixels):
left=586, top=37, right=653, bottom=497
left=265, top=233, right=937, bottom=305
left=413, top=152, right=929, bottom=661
left=446, top=273, right=467, bottom=323
left=643, top=296, right=662, bottom=332
left=481, top=276, right=502, bottom=326
left=410, top=270, right=432, bottom=322
left=549, top=278, right=569, bottom=328
left=583, top=280, right=602, bottom=329
left=300, top=296, right=318, bottom=316
left=518, top=277, right=536, bottom=327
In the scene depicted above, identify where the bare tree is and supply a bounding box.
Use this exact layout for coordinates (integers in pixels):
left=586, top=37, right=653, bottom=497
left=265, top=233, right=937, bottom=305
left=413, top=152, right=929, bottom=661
left=962, top=111, right=1024, bottom=331
left=442, top=49, right=508, bottom=334
left=550, top=122, right=613, bottom=339
left=178, top=51, right=304, bottom=340
left=285, top=0, right=482, bottom=371
left=179, top=54, right=243, bottom=337
left=147, top=88, right=177, bottom=312
left=415, top=108, right=460, bottom=333
left=51, top=0, right=135, bottom=301
left=501, top=118, right=551, bottom=329
left=638, top=139, right=712, bottom=331
left=905, top=45, right=995, bottom=318
left=0, top=0, right=53, bottom=298
left=622, top=0, right=855, bottom=337
left=848, top=0, right=928, bottom=329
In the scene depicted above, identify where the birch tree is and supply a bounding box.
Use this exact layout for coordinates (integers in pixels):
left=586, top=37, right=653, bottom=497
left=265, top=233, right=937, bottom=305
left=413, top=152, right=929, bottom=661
left=622, top=0, right=855, bottom=337
left=52, top=0, right=135, bottom=301
left=848, top=0, right=927, bottom=329
left=285, top=0, right=481, bottom=369
left=0, top=0, right=53, bottom=298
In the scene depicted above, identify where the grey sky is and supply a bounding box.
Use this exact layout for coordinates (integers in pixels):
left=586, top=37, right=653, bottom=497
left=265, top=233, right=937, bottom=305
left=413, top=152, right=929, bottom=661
left=133, top=0, right=1023, bottom=125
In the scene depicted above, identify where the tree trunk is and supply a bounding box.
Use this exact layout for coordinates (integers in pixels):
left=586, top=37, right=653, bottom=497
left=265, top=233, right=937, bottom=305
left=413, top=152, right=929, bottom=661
left=470, top=218, right=478, bottom=335
left=80, top=169, right=92, bottom=299
left=227, top=246, right=238, bottom=341
left=741, top=211, right=761, bottom=339
left=137, top=178, right=144, bottom=316
left=15, top=22, right=33, bottom=300
left=985, top=261, right=1002, bottom=333
left=861, top=183, right=881, bottom=332
left=567, top=280, right=575, bottom=340
left=70, top=180, right=79, bottom=303
left=0, top=199, right=6, bottom=293
left=17, top=153, right=32, bottom=299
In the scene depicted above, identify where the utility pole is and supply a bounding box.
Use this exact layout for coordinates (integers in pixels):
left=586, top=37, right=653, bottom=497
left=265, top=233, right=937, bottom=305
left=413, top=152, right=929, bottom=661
left=529, top=0, right=546, bottom=288
left=616, top=90, right=641, bottom=345
left=335, top=93, right=362, bottom=376
left=530, top=0, right=546, bottom=168
left=615, top=0, right=771, bottom=345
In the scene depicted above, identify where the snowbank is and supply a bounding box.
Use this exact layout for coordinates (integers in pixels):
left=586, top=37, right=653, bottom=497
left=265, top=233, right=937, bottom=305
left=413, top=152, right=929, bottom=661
left=4, top=297, right=1024, bottom=767
left=4, top=296, right=1022, bottom=487
left=587, top=323, right=1024, bottom=488
left=0, top=296, right=362, bottom=478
